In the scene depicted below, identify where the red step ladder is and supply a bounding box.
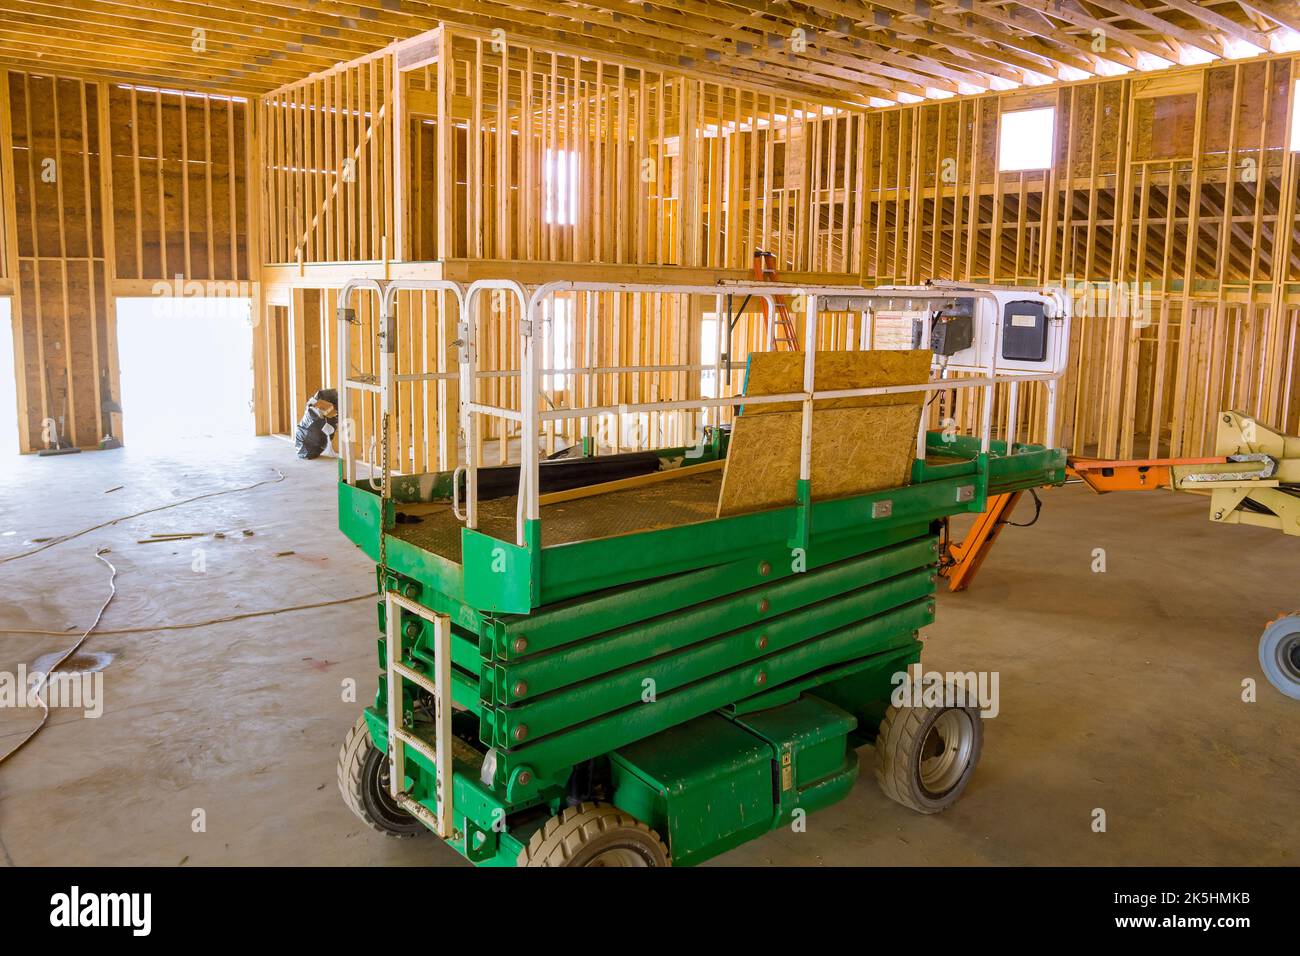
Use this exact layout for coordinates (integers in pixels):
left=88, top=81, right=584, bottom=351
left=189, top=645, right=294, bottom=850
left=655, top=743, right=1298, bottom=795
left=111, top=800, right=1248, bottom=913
left=753, top=250, right=799, bottom=351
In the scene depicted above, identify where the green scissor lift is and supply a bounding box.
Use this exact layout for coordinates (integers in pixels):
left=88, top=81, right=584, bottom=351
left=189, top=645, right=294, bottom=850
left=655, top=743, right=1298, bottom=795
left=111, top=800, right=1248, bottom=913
left=336, top=428, right=1064, bottom=866
left=333, top=276, right=1072, bottom=865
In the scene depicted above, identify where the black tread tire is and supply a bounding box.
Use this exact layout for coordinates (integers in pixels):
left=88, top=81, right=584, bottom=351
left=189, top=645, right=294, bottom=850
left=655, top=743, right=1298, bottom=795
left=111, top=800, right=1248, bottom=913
left=337, top=714, right=426, bottom=838
left=518, top=802, right=669, bottom=867
left=875, top=699, right=983, bottom=814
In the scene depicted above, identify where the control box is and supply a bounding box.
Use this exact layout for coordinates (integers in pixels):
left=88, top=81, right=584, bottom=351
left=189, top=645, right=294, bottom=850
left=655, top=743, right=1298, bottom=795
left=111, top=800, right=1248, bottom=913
left=1001, top=300, right=1049, bottom=362
left=929, top=298, right=975, bottom=356
left=825, top=285, right=1070, bottom=377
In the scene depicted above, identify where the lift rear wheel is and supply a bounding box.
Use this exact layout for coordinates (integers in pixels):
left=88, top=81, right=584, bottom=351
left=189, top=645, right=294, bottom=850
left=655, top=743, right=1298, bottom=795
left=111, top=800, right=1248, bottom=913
left=337, top=714, right=426, bottom=838
left=1259, top=613, right=1300, bottom=700
left=875, top=696, right=983, bottom=814
left=518, top=802, right=669, bottom=867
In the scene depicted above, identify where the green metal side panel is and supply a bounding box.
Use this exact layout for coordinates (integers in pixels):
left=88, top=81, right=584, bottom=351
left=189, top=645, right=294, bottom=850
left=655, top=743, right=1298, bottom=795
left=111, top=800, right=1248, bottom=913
left=610, top=714, right=776, bottom=867
left=610, top=696, right=861, bottom=866
left=381, top=536, right=466, bottom=608
left=533, top=473, right=979, bottom=606
left=480, top=565, right=934, bottom=748
left=461, top=528, right=533, bottom=614
left=727, top=639, right=921, bottom=717
left=487, top=522, right=933, bottom=659
left=730, top=696, right=859, bottom=829
left=338, top=480, right=385, bottom=563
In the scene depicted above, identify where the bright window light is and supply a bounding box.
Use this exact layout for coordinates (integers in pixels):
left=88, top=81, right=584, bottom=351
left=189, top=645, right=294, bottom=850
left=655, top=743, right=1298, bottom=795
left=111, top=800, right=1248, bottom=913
left=1292, top=81, right=1300, bottom=152
left=700, top=316, right=719, bottom=399
left=543, top=149, right=579, bottom=225
left=998, top=107, right=1055, bottom=172
left=116, top=296, right=254, bottom=450
left=1178, top=46, right=1217, bottom=66
left=1221, top=37, right=1263, bottom=60
left=1271, top=29, right=1300, bottom=54
left=543, top=297, right=573, bottom=391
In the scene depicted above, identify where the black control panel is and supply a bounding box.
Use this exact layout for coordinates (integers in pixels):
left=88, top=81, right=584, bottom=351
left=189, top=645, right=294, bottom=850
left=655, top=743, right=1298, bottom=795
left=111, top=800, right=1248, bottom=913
left=929, top=298, right=975, bottom=356
left=1001, top=300, right=1049, bottom=361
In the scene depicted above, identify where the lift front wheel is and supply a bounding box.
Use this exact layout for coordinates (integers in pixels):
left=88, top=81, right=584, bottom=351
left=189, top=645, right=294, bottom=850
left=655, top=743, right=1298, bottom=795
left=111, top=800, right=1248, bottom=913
left=519, top=802, right=670, bottom=867
left=875, top=698, right=983, bottom=814
left=1259, top=613, right=1300, bottom=701
left=337, top=715, right=426, bottom=838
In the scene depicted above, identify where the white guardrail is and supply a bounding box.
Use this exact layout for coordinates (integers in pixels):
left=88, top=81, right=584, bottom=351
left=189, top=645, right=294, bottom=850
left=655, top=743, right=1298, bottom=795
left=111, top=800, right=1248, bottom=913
left=337, top=277, right=1072, bottom=547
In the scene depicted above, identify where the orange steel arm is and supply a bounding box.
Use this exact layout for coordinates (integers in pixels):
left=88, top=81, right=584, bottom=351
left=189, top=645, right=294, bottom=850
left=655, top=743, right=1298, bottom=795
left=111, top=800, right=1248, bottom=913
left=940, top=491, right=1025, bottom=592
left=1066, top=456, right=1226, bottom=493
left=943, top=455, right=1229, bottom=591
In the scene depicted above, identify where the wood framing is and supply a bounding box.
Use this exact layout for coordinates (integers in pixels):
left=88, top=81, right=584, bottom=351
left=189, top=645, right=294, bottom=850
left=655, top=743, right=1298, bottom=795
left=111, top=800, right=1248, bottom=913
left=859, top=54, right=1300, bottom=458
left=0, top=69, right=252, bottom=451
left=2, top=14, right=1299, bottom=462
left=2, top=0, right=1297, bottom=103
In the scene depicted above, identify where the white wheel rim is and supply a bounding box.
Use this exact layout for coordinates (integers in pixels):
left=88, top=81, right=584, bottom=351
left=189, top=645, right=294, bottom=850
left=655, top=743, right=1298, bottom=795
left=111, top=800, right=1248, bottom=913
left=587, top=847, right=650, bottom=867
left=918, top=709, right=975, bottom=797
left=1274, top=631, right=1300, bottom=682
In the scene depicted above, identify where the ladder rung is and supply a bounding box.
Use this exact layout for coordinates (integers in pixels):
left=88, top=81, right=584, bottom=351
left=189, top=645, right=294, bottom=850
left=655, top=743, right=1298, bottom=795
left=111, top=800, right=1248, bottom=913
left=392, top=727, right=438, bottom=764
left=392, top=660, right=438, bottom=697
left=394, top=792, right=442, bottom=831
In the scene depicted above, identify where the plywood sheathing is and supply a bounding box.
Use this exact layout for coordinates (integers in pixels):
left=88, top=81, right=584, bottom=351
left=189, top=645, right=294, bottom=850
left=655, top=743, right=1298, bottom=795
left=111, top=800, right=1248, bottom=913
left=0, top=69, right=253, bottom=452
left=739, top=348, right=931, bottom=413
left=717, top=349, right=930, bottom=517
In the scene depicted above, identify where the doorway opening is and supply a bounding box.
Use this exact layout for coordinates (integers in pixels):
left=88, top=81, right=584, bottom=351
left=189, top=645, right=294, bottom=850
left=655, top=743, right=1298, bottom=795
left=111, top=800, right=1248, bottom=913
left=115, top=296, right=254, bottom=451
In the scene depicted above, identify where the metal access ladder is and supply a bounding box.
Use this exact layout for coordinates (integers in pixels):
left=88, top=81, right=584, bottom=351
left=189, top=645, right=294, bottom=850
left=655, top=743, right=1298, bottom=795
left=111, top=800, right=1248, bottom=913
left=383, top=590, right=454, bottom=838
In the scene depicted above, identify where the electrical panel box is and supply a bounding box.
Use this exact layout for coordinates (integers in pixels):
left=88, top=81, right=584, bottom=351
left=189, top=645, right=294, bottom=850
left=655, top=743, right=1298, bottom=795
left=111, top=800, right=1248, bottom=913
left=1000, top=301, right=1049, bottom=362
left=929, top=298, right=975, bottom=356
left=821, top=284, right=1070, bottom=377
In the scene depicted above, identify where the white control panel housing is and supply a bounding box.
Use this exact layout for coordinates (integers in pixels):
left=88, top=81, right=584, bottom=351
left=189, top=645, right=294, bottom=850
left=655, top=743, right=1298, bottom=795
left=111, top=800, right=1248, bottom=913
left=821, top=285, right=1071, bottom=377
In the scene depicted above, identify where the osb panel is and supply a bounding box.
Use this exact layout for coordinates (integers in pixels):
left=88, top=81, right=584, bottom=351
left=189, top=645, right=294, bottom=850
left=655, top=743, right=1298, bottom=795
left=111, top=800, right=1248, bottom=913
left=741, top=348, right=931, bottom=414
left=717, top=347, right=930, bottom=516
left=717, top=404, right=922, bottom=517
left=17, top=257, right=107, bottom=449
left=8, top=74, right=102, bottom=262
left=1133, top=94, right=1199, bottom=162
left=109, top=86, right=248, bottom=281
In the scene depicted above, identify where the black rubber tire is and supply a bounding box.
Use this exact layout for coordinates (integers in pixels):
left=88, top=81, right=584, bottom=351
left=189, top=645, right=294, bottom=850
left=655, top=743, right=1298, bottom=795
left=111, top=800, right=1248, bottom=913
left=875, top=697, right=983, bottom=814
left=337, top=714, right=426, bottom=838
left=518, top=802, right=669, bottom=867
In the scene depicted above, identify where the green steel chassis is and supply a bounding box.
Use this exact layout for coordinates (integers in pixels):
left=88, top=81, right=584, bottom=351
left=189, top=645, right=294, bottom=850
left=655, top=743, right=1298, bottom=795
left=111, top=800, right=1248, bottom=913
left=337, top=430, right=1065, bottom=866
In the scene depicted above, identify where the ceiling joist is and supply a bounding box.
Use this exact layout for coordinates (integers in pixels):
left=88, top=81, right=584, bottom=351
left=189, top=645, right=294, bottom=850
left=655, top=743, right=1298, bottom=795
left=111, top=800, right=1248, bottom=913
left=0, top=0, right=1294, bottom=102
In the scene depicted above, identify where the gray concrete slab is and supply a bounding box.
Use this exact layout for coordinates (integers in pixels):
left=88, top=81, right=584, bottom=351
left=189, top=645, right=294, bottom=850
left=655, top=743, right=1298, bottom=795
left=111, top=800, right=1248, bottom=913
left=0, top=438, right=1296, bottom=866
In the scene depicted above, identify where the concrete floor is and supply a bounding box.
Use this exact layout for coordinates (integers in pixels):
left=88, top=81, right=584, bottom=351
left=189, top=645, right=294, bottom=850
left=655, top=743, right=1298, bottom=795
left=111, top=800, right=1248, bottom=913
left=1, top=436, right=1296, bottom=866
